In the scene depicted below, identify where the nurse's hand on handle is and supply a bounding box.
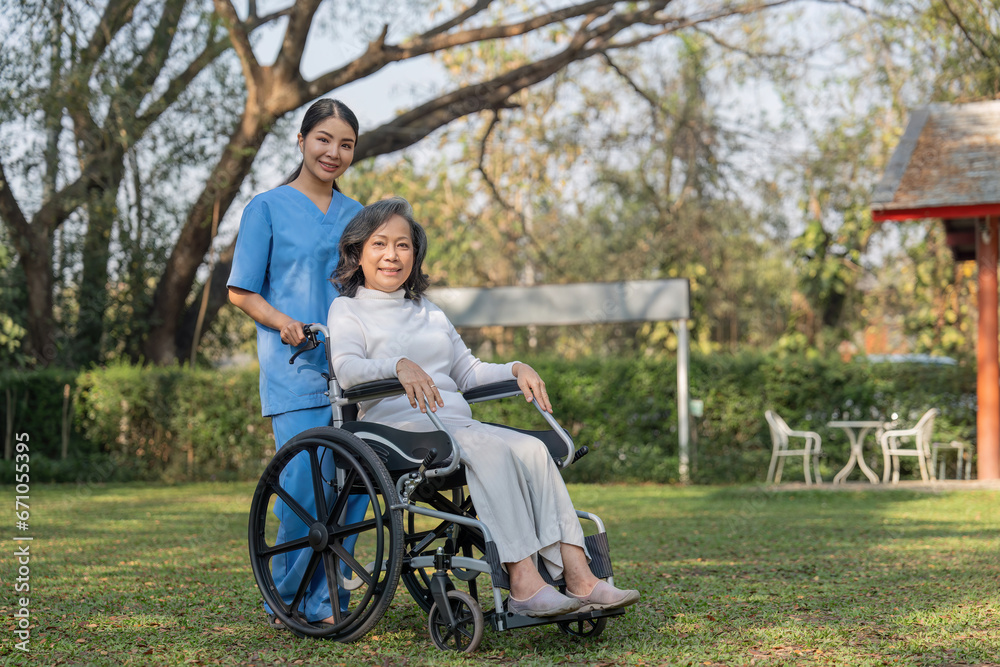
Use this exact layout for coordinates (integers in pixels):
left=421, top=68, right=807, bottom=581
left=279, top=319, right=309, bottom=347
left=396, top=358, right=444, bottom=413
left=228, top=287, right=310, bottom=347
left=512, top=363, right=552, bottom=413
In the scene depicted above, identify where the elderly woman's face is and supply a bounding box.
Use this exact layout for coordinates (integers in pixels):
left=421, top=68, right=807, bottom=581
left=360, top=214, right=414, bottom=293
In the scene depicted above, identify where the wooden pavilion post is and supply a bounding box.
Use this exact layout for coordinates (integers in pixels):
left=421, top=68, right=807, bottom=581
left=976, top=216, right=1000, bottom=479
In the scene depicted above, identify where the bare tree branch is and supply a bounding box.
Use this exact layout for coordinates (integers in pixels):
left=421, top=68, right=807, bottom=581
left=354, top=47, right=583, bottom=159
left=601, top=52, right=660, bottom=112
left=136, top=30, right=231, bottom=130
left=245, top=5, right=295, bottom=30
left=475, top=110, right=518, bottom=214
left=214, top=0, right=260, bottom=81
left=274, top=0, right=323, bottom=80
left=692, top=25, right=811, bottom=60
left=118, top=0, right=188, bottom=118
left=81, top=0, right=142, bottom=75
left=421, top=0, right=496, bottom=39
left=941, top=0, right=994, bottom=62
left=401, top=0, right=618, bottom=53
left=306, top=0, right=623, bottom=97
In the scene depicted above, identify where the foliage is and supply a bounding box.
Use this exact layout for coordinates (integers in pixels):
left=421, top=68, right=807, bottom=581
left=474, top=351, right=976, bottom=485
left=873, top=0, right=1000, bottom=101
left=0, top=366, right=89, bottom=461
left=4, top=352, right=978, bottom=484
left=0, top=230, right=29, bottom=369
left=9, top=481, right=999, bottom=665
left=73, top=362, right=270, bottom=482
left=863, top=222, right=977, bottom=359
left=403, top=32, right=798, bottom=357
left=1, top=0, right=754, bottom=367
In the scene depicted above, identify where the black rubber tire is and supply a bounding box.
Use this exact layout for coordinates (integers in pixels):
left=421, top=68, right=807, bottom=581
left=248, top=427, right=403, bottom=641
left=427, top=590, right=484, bottom=653
left=556, top=615, right=608, bottom=638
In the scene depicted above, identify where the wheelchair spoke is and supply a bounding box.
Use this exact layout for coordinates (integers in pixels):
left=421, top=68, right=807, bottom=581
left=271, top=482, right=317, bottom=527
left=453, top=610, right=474, bottom=633
left=323, top=467, right=359, bottom=526
left=258, top=536, right=311, bottom=558
left=330, top=542, right=375, bottom=587
left=322, top=551, right=343, bottom=625
left=333, top=517, right=377, bottom=539
left=290, top=551, right=323, bottom=615
left=309, top=448, right=330, bottom=522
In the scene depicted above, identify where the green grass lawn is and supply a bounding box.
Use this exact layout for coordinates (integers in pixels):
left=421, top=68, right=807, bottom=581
left=1, top=482, right=998, bottom=666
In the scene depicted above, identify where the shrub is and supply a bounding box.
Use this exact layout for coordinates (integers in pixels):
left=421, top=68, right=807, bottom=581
left=74, top=362, right=272, bottom=482
left=0, top=368, right=92, bottom=461
left=0, top=353, right=978, bottom=484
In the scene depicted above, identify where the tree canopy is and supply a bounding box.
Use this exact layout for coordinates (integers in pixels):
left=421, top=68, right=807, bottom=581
left=1, top=0, right=998, bottom=369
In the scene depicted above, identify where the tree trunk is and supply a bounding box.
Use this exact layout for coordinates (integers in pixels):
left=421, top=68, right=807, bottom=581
left=75, top=187, right=117, bottom=366
left=175, top=240, right=235, bottom=365
left=19, top=231, right=57, bottom=365
left=142, top=107, right=271, bottom=364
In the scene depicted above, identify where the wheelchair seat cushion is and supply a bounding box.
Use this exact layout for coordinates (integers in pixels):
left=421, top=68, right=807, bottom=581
left=482, top=423, right=572, bottom=464
left=341, top=422, right=455, bottom=478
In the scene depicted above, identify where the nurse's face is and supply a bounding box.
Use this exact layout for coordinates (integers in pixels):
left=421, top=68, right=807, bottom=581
left=360, top=215, right=415, bottom=293
left=297, top=117, right=355, bottom=186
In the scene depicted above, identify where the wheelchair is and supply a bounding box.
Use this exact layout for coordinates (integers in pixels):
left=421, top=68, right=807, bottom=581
left=247, top=323, right=626, bottom=653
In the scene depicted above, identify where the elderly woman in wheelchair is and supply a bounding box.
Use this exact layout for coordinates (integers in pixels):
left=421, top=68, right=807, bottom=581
left=246, top=197, right=638, bottom=652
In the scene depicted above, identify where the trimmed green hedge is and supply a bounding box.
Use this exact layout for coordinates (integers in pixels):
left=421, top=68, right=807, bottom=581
left=73, top=362, right=270, bottom=482
left=465, top=354, right=976, bottom=484
left=0, top=354, right=977, bottom=484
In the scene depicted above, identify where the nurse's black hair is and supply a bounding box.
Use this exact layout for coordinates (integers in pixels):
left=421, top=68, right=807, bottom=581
left=284, top=98, right=359, bottom=192
left=332, top=197, right=430, bottom=300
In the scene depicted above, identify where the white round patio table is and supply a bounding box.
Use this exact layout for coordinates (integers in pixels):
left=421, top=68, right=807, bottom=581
left=827, top=420, right=885, bottom=484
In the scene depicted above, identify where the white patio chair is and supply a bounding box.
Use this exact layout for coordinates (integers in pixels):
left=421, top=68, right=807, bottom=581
left=931, top=440, right=971, bottom=480
left=879, top=408, right=939, bottom=483
left=764, top=410, right=823, bottom=484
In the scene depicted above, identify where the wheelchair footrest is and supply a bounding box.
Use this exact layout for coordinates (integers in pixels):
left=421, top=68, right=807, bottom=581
left=488, top=605, right=626, bottom=632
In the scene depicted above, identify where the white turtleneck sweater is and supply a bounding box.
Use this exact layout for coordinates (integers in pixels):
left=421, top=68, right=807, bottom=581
left=327, top=287, right=517, bottom=426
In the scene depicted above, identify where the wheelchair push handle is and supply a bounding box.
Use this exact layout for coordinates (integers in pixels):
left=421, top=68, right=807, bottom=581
left=289, top=323, right=328, bottom=365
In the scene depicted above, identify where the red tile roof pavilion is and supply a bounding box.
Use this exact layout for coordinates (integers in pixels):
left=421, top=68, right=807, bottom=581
left=871, top=99, right=1000, bottom=480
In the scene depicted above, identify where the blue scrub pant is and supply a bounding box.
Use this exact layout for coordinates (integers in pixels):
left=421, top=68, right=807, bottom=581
left=269, top=406, right=369, bottom=621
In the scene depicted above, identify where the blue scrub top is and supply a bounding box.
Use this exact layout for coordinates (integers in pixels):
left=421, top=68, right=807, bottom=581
left=228, top=185, right=363, bottom=417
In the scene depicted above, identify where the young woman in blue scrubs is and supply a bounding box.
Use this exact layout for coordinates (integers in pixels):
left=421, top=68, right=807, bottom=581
left=227, top=98, right=368, bottom=626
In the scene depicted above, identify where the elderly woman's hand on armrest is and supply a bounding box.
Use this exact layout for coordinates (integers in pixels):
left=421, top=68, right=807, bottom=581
left=395, top=358, right=444, bottom=414
left=512, top=363, right=552, bottom=413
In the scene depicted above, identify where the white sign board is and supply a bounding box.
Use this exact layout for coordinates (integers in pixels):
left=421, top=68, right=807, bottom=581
left=426, top=279, right=690, bottom=327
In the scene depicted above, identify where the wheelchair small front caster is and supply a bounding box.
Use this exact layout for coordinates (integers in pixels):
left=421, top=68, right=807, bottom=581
left=557, top=616, right=607, bottom=638
left=427, top=590, right=484, bottom=652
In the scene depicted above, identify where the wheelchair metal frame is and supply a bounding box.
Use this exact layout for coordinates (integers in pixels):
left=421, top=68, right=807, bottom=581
left=247, top=323, right=625, bottom=652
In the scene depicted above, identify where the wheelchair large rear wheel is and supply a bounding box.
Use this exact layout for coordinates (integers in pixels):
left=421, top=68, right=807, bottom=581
left=248, top=427, right=404, bottom=641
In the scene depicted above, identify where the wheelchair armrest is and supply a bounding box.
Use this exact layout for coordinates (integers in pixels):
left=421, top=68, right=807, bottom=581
left=462, top=379, right=523, bottom=404
left=341, top=379, right=406, bottom=403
